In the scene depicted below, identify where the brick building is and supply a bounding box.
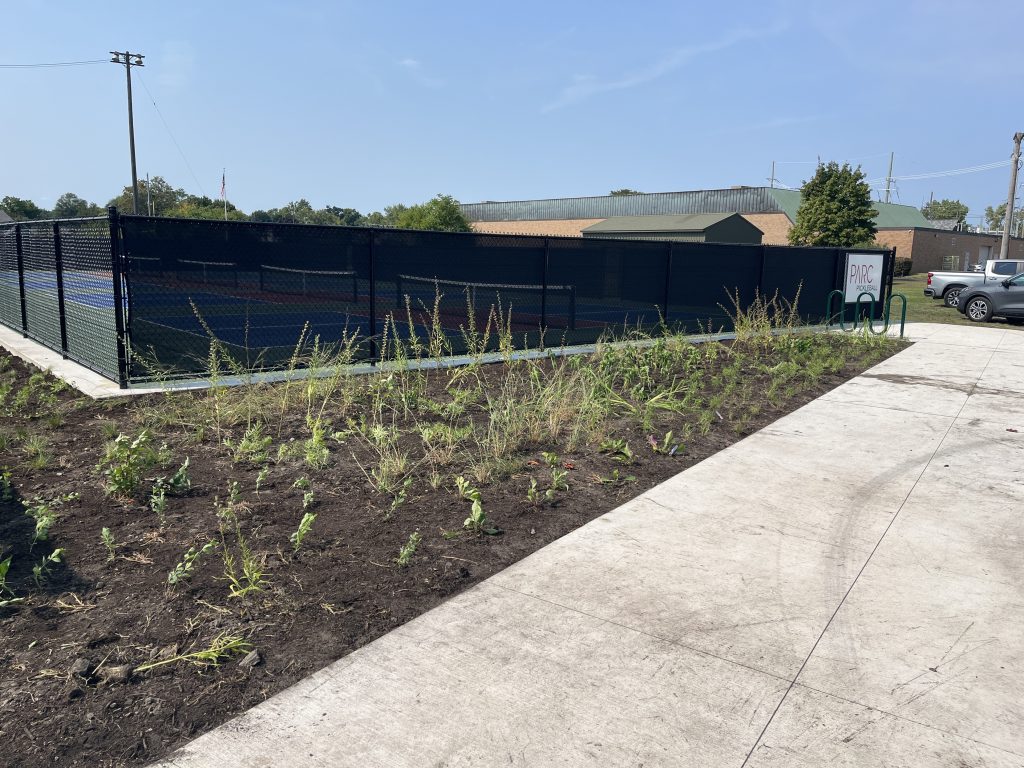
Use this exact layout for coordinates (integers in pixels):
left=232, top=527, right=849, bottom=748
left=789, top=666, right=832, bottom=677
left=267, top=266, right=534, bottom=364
left=461, top=188, right=1023, bottom=274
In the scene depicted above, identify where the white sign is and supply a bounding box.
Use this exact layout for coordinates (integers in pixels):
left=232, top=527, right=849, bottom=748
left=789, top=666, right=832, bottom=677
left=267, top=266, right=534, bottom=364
left=844, top=252, right=884, bottom=303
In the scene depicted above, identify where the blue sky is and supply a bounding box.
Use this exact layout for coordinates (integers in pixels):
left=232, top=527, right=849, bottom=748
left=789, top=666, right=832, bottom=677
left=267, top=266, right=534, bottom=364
left=2, top=0, right=1022, bottom=225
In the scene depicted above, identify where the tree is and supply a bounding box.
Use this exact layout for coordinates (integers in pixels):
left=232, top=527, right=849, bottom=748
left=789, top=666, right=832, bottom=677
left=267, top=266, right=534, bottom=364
left=921, top=198, right=968, bottom=223
left=1, top=196, right=49, bottom=221
left=984, top=202, right=1024, bottom=233
left=362, top=204, right=409, bottom=227
left=788, top=162, right=877, bottom=247
left=52, top=192, right=102, bottom=219
left=324, top=206, right=364, bottom=227
left=609, top=188, right=643, bottom=196
left=394, top=194, right=471, bottom=232
left=251, top=199, right=340, bottom=225
left=107, top=176, right=186, bottom=215
left=170, top=195, right=247, bottom=221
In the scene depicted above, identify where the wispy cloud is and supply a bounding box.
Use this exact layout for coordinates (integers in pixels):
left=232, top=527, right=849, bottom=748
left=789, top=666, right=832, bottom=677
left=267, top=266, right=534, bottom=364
left=398, top=57, right=443, bottom=89
left=542, top=23, right=788, bottom=113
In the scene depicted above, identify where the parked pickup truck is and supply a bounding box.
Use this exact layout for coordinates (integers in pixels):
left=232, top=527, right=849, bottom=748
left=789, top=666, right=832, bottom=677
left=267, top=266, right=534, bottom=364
left=925, top=259, right=1024, bottom=308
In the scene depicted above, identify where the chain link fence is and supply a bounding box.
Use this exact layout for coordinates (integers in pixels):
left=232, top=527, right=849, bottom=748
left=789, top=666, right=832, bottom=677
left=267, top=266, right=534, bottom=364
left=0, top=210, right=895, bottom=386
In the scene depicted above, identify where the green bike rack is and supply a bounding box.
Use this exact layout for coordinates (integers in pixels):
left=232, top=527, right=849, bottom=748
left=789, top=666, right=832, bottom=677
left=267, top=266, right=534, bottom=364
left=824, top=290, right=907, bottom=337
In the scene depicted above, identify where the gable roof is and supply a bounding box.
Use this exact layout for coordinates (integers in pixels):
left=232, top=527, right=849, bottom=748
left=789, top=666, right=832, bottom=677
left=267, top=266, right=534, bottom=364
left=0, top=209, right=12, bottom=224
left=765, top=189, right=930, bottom=228
left=582, top=212, right=745, bottom=234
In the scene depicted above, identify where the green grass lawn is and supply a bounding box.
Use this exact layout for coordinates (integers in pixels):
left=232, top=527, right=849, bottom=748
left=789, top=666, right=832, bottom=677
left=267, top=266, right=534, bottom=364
left=888, top=273, right=975, bottom=327
left=888, top=273, right=1023, bottom=329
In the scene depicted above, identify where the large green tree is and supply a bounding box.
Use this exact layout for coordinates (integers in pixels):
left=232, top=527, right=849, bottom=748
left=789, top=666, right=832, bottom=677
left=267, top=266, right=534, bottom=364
left=1, top=196, right=49, bottom=221
left=788, top=162, right=877, bottom=247
left=52, top=192, right=102, bottom=219
left=250, top=199, right=340, bottom=225
left=171, top=195, right=247, bottom=221
left=324, top=206, right=364, bottom=226
left=393, top=194, right=471, bottom=232
left=921, top=198, right=968, bottom=223
left=107, top=176, right=186, bottom=215
left=609, top=188, right=643, bottom=196
left=984, top=202, right=1024, bottom=232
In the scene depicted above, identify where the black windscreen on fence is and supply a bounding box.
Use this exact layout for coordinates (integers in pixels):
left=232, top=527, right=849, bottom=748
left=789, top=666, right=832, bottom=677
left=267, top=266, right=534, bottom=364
left=0, top=210, right=894, bottom=385
left=0, top=216, right=122, bottom=381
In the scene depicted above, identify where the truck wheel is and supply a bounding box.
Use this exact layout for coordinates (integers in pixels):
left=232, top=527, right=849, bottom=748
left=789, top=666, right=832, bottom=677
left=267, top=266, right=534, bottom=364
left=965, top=296, right=993, bottom=322
left=943, top=287, right=963, bottom=308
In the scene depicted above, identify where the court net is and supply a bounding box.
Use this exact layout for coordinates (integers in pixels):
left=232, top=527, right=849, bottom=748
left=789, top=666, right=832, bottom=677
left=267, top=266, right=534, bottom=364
left=395, top=274, right=575, bottom=330
left=259, top=264, right=359, bottom=302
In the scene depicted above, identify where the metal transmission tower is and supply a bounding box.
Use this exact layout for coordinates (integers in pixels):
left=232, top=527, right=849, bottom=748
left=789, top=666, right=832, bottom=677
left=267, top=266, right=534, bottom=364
left=110, top=51, right=145, bottom=214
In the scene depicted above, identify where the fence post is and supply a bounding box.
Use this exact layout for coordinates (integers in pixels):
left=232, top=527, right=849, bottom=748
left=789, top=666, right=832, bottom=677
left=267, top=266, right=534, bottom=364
left=663, top=241, right=673, bottom=322
left=14, top=224, right=28, bottom=336
left=52, top=221, right=69, bottom=358
left=541, top=238, right=549, bottom=333
left=108, top=207, right=129, bottom=389
left=368, top=229, right=377, bottom=363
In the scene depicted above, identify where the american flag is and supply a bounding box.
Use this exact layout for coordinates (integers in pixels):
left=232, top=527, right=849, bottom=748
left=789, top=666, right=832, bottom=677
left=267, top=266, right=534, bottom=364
left=220, top=170, right=226, bottom=200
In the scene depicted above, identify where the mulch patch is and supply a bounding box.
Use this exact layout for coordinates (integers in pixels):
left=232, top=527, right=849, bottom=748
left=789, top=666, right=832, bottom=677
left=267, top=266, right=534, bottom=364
left=0, top=338, right=904, bottom=767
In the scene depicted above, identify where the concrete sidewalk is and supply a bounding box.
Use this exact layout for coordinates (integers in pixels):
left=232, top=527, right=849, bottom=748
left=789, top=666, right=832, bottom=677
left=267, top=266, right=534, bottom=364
left=155, top=323, right=1024, bottom=768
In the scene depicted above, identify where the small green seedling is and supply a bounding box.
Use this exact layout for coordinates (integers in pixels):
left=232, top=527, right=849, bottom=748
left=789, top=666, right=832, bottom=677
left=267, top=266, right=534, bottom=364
left=150, top=481, right=168, bottom=526
left=394, top=531, right=421, bottom=567
left=594, top=468, right=637, bottom=487
left=0, top=556, right=23, bottom=607
left=32, top=548, right=64, bottom=587
left=167, top=540, right=217, bottom=586
left=292, top=476, right=310, bottom=491
left=101, top=527, right=116, bottom=561
left=540, top=451, right=560, bottom=468
left=647, top=430, right=680, bottom=456
left=167, top=458, right=192, bottom=495
left=599, top=438, right=634, bottom=464
left=455, top=476, right=499, bottom=535
left=0, top=468, right=14, bottom=502
left=302, top=490, right=315, bottom=511
left=290, top=512, right=316, bottom=553
left=255, top=465, right=270, bottom=495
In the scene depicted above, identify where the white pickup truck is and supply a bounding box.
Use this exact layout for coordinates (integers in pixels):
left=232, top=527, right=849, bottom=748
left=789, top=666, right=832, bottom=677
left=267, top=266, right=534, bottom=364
left=925, top=259, right=1024, bottom=308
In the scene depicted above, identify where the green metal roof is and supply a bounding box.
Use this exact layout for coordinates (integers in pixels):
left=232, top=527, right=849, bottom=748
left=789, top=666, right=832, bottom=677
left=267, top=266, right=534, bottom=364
left=582, top=212, right=742, bottom=233
left=766, top=189, right=929, bottom=228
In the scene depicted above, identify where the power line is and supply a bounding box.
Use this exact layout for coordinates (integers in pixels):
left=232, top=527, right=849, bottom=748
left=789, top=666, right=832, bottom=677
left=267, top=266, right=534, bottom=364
left=864, top=159, right=1011, bottom=185
left=136, top=71, right=208, bottom=198
left=0, top=59, right=107, bottom=68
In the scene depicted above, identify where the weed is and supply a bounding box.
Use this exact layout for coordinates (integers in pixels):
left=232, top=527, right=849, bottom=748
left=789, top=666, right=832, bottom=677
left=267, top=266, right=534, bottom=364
left=225, top=422, right=272, bottom=465
left=101, top=528, right=116, bottom=561
left=394, top=531, right=421, bottom=567
left=22, top=434, right=52, bottom=470
left=292, top=476, right=310, bottom=491
left=455, top=476, right=499, bottom=535
left=593, top=468, right=637, bottom=487
left=150, top=482, right=168, bottom=527
left=0, top=467, right=14, bottom=502
left=0, top=556, right=23, bottom=607
left=388, top=477, right=413, bottom=517
left=167, top=540, right=217, bottom=586
left=647, top=430, right=680, bottom=456
left=98, top=430, right=167, bottom=498
left=304, top=421, right=330, bottom=469
left=540, top=451, right=560, bottom=468
left=302, top=490, right=315, bottom=511
left=24, top=493, right=77, bottom=545
left=32, top=548, right=64, bottom=587
left=136, top=633, right=253, bottom=672
left=289, top=512, right=317, bottom=553
left=548, top=467, right=569, bottom=497
left=220, top=513, right=268, bottom=598
left=255, top=465, right=271, bottom=495
left=599, top=438, right=634, bottom=464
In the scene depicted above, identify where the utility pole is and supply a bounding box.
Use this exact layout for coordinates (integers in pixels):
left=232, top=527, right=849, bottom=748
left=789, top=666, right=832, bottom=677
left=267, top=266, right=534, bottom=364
left=884, top=152, right=894, bottom=204
left=999, top=132, right=1023, bottom=260
left=769, top=161, right=775, bottom=189
left=110, top=50, right=145, bottom=215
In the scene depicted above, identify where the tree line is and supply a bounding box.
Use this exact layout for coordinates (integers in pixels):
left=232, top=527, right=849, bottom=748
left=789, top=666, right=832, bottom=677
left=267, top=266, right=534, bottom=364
left=1, top=178, right=473, bottom=232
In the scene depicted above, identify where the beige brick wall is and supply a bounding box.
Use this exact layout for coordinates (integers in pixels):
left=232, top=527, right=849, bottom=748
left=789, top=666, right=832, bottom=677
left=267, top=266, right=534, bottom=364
left=739, top=213, right=791, bottom=244
left=877, top=228, right=1024, bottom=274
left=470, top=219, right=603, bottom=237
